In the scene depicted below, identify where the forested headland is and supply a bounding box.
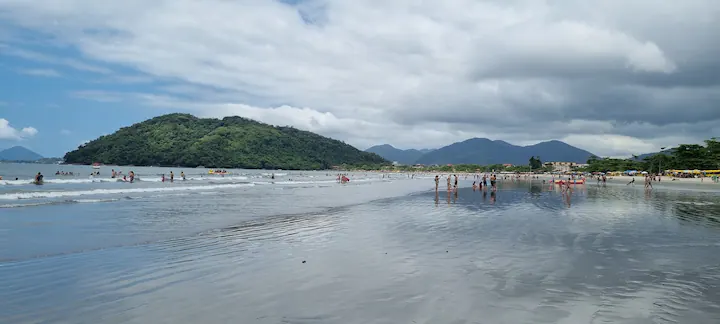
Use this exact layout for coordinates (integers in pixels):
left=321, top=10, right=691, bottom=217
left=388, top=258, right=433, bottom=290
left=63, top=114, right=388, bottom=170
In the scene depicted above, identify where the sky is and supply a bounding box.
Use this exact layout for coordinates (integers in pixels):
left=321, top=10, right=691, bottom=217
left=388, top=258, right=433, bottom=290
left=0, top=0, right=719, bottom=158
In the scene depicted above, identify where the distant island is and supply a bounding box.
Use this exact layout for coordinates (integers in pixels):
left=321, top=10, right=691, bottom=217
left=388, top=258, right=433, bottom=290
left=0, top=146, right=61, bottom=164
left=63, top=113, right=388, bottom=170
left=0, top=146, right=44, bottom=161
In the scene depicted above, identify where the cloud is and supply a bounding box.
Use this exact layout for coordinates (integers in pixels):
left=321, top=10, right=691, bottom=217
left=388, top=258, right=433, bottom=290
left=17, top=68, right=61, bottom=77
left=0, top=0, right=719, bottom=156
left=0, top=44, right=112, bottom=74
left=60, top=129, right=71, bottom=135
left=0, top=118, right=38, bottom=140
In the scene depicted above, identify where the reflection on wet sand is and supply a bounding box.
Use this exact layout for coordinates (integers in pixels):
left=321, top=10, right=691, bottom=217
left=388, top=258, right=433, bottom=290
left=4, top=179, right=720, bottom=323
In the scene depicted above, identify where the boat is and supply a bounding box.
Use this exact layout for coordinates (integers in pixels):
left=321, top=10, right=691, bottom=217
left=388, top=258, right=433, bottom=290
left=92, top=162, right=102, bottom=169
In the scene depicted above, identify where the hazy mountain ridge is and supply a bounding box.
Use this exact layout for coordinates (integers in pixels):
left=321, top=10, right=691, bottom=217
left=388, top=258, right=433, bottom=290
left=0, top=146, right=44, bottom=161
left=364, top=144, right=434, bottom=164
left=632, top=149, right=676, bottom=161
left=367, top=138, right=596, bottom=165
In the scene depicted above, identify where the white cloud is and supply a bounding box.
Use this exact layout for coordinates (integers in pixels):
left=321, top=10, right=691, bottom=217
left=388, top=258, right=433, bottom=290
left=0, top=44, right=112, bottom=74
left=17, top=68, right=61, bottom=77
left=0, top=118, right=38, bottom=140
left=21, top=126, right=38, bottom=137
left=60, top=129, right=71, bottom=135
left=0, top=0, right=718, bottom=156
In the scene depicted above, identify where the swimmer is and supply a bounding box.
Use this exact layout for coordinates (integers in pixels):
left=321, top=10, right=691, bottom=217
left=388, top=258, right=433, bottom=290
left=34, top=172, right=44, bottom=184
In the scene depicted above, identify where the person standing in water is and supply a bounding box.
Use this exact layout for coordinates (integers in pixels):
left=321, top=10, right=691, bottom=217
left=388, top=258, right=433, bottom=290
left=181, top=171, right=186, bottom=181
left=129, top=171, right=135, bottom=183
left=34, top=172, right=44, bottom=184
left=453, top=174, right=458, bottom=192
left=170, top=171, right=174, bottom=182
left=434, top=175, right=439, bottom=192
left=446, top=175, right=452, bottom=192
left=490, top=174, right=497, bottom=191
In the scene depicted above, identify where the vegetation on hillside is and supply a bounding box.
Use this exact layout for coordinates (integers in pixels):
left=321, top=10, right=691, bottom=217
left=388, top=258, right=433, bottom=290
left=582, top=138, right=720, bottom=172
left=63, top=114, right=388, bottom=170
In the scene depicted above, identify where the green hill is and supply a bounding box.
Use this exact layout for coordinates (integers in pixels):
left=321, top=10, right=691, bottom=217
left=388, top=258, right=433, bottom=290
left=63, top=113, right=388, bottom=170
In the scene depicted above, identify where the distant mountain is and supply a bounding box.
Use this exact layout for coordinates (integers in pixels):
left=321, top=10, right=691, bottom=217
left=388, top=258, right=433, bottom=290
left=414, top=138, right=595, bottom=165
left=0, top=146, right=44, bottom=161
left=632, top=148, right=675, bottom=161
left=365, top=144, right=432, bottom=164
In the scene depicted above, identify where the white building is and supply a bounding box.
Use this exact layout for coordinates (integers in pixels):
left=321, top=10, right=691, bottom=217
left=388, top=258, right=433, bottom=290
left=544, top=161, right=585, bottom=172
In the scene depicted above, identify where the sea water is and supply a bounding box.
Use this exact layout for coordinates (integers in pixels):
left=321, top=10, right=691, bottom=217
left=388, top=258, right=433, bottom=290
left=2, top=163, right=720, bottom=323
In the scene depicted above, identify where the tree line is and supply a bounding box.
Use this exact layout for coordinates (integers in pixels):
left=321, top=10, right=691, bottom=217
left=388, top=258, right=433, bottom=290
left=581, top=138, right=720, bottom=173
left=376, top=156, right=554, bottom=173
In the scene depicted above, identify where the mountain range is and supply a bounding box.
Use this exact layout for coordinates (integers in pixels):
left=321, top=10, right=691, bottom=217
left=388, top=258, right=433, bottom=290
left=632, top=148, right=676, bottom=161
left=0, top=146, right=44, bottom=161
left=364, top=144, right=435, bottom=164
left=365, top=138, right=596, bottom=165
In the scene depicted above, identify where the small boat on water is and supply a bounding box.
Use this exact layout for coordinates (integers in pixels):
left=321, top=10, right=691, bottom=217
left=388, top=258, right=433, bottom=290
left=92, top=162, right=102, bottom=169
left=208, top=169, right=228, bottom=175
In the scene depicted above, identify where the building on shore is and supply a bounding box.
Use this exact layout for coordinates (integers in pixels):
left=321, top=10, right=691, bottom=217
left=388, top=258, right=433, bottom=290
left=544, top=161, right=587, bottom=173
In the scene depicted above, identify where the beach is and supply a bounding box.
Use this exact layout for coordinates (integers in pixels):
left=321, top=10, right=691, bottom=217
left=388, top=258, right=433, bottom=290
left=2, top=163, right=720, bottom=323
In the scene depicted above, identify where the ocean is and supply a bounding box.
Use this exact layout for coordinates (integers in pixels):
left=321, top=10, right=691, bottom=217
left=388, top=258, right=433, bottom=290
left=2, top=163, right=720, bottom=323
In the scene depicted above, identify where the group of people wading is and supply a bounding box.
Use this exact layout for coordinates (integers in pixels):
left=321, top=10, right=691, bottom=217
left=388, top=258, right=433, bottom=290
left=434, top=174, right=498, bottom=193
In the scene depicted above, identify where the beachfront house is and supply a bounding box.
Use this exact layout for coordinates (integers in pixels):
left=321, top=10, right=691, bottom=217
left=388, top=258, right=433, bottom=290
left=544, top=161, right=583, bottom=173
